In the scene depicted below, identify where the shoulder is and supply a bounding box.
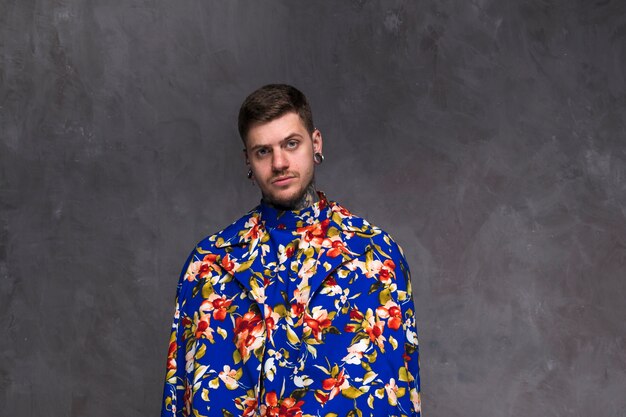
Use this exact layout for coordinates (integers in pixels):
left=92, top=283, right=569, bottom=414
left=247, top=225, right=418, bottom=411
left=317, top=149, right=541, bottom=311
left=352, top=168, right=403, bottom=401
left=192, top=206, right=261, bottom=254
left=330, top=199, right=407, bottom=262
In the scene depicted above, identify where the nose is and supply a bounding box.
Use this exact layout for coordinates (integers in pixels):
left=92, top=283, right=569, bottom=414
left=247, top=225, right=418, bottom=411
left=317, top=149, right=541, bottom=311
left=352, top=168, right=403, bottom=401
left=271, top=149, right=289, bottom=172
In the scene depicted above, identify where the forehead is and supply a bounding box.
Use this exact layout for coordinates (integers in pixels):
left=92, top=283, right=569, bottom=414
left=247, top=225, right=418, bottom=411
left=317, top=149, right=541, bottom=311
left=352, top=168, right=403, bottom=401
left=245, top=112, right=309, bottom=147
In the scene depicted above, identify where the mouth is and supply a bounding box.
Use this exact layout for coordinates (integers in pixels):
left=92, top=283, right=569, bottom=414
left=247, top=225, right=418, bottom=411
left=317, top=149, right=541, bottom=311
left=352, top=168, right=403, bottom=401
left=271, top=176, right=296, bottom=186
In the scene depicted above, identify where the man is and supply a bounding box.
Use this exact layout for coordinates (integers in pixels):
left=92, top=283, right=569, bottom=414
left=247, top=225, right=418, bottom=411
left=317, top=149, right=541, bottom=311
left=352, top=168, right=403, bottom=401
left=161, top=84, right=421, bottom=416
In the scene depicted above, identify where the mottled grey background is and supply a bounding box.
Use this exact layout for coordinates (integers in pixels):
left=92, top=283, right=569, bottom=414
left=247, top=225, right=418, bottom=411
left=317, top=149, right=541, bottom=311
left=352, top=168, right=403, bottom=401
left=1, top=1, right=625, bottom=416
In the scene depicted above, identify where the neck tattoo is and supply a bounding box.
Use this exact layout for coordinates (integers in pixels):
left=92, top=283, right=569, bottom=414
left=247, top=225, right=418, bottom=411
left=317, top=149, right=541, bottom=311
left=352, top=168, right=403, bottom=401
left=264, top=183, right=318, bottom=211
left=292, top=183, right=318, bottom=210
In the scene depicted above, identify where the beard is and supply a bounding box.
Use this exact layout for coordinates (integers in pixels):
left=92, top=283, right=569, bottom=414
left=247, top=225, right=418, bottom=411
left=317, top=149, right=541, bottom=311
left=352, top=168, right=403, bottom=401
left=262, top=178, right=317, bottom=211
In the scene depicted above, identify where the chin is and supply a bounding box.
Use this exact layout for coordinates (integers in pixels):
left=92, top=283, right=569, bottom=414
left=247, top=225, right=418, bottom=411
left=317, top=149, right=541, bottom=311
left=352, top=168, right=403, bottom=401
left=266, top=188, right=305, bottom=209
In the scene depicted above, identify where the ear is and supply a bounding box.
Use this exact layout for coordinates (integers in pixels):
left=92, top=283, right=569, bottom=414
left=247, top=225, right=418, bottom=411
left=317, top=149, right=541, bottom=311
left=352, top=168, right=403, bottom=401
left=242, top=148, right=250, bottom=166
left=311, top=129, right=323, bottom=154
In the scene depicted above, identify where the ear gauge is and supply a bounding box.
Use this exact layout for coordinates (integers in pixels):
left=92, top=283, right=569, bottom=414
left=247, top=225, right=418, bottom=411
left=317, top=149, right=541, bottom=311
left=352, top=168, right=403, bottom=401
left=314, top=152, right=325, bottom=164
left=247, top=169, right=253, bottom=179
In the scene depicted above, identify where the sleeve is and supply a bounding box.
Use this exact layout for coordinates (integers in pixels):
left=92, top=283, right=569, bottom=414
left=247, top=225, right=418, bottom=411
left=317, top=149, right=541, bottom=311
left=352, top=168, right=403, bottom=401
left=392, top=240, right=422, bottom=416
left=161, top=248, right=197, bottom=417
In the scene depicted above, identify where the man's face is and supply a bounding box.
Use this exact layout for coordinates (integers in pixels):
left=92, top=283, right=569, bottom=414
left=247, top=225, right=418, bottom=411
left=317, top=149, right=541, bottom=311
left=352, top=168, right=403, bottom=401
left=245, top=112, right=322, bottom=208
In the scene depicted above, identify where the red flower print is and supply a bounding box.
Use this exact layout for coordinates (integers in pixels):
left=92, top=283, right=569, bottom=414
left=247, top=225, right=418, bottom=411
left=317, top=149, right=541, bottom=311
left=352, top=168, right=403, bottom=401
left=242, top=216, right=262, bottom=240
left=166, top=339, right=177, bottom=370
left=194, top=313, right=214, bottom=340
left=291, top=302, right=304, bottom=318
left=290, top=288, right=307, bottom=321
left=365, top=259, right=396, bottom=283
left=314, top=390, right=329, bottom=405
left=318, top=197, right=327, bottom=211
left=200, top=293, right=233, bottom=321
left=264, top=305, right=281, bottom=345
left=185, top=253, right=220, bottom=281
left=321, top=368, right=349, bottom=401
left=183, top=380, right=192, bottom=416
left=326, top=238, right=350, bottom=258
left=220, top=254, right=238, bottom=274
left=233, top=311, right=264, bottom=360
left=235, top=395, right=258, bottom=417
left=349, top=307, right=364, bottom=320
left=260, top=391, right=304, bottom=417
left=303, top=306, right=332, bottom=341
left=331, top=203, right=352, bottom=217
left=376, top=300, right=403, bottom=330
left=296, top=218, right=329, bottom=248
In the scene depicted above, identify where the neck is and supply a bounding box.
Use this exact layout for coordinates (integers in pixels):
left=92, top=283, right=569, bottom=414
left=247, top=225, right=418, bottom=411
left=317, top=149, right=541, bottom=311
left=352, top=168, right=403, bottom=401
left=263, top=183, right=318, bottom=211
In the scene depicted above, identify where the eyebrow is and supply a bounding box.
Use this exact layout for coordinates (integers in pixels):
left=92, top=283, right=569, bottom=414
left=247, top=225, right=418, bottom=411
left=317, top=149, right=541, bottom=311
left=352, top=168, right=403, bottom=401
left=248, top=133, right=304, bottom=152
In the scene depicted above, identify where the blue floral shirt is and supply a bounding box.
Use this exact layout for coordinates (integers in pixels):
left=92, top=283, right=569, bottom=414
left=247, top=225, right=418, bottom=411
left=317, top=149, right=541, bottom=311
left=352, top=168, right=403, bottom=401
left=162, top=194, right=421, bottom=416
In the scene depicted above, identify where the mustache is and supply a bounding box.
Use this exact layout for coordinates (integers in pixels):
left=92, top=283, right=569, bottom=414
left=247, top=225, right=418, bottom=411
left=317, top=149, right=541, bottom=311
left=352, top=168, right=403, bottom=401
left=271, top=172, right=298, bottom=182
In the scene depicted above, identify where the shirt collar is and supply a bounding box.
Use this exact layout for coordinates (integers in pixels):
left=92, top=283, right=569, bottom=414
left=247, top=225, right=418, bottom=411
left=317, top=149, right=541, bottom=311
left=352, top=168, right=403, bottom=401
left=259, top=191, right=330, bottom=230
left=214, top=192, right=374, bottom=249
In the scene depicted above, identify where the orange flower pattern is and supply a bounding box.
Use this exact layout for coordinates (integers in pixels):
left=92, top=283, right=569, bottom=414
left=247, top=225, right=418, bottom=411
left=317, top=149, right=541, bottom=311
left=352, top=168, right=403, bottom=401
left=162, top=194, right=421, bottom=416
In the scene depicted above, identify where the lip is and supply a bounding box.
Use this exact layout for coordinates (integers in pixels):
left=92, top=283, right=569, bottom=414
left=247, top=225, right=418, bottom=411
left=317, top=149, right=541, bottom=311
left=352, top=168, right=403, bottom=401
left=272, top=176, right=295, bottom=186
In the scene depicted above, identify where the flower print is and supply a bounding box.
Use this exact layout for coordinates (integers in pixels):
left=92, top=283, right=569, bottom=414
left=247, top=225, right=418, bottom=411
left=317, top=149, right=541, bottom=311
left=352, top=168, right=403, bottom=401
left=242, top=215, right=262, bottom=241
left=350, top=308, right=386, bottom=350
left=410, top=387, right=422, bottom=412
left=234, top=391, right=258, bottom=417
left=290, top=301, right=305, bottom=320
left=161, top=200, right=422, bottom=416
left=183, top=380, right=192, bottom=416
left=264, top=356, right=277, bottom=382
left=344, top=307, right=389, bottom=358
left=199, top=293, right=233, bottom=321
left=296, top=218, right=330, bottom=249
left=350, top=307, right=364, bottom=320
left=277, top=243, right=296, bottom=264
left=185, top=261, right=202, bottom=282
left=321, top=368, right=350, bottom=401
left=220, top=253, right=239, bottom=274
left=233, top=310, right=264, bottom=362
left=185, top=253, right=220, bottom=282
left=194, top=313, right=214, bottom=341
left=259, top=391, right=304, bottom=417
left=376, top=300, right=403, bottom=330
left=344, top=259, right=367, bottom=275
left=342, top=338, right=369, bottom=365
left=184, top=343, right=196, bottom=374
left=218, top=365, right=241, bottom=390
left=166, top=338, right=177, bottom=370
left=330, top=202, right=352, bottom=218
left=289, top=287, right=308, bottom=324
left=317, top=196, right=328, bottom=212
left=320, top=275, right=342, bottom=296
left=365, top=258, right=396, bottom=283
left=303, top=306, right=332, bottom=342
left=384, top=378, right=406, bottom=406
left=293, top=374, right=313, bottom=388
left=324, top=236, right=352, bottom=258
left=338, top=291, right=347, bottom=305
left=264, top=305, right=281, bottom=345
left=297, top=257, right=317, bottom=282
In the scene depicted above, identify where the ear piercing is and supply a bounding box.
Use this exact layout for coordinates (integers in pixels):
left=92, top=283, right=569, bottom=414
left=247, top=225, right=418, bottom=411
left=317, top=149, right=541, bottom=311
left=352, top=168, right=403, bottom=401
left=314, top=152, right=325, bottom=164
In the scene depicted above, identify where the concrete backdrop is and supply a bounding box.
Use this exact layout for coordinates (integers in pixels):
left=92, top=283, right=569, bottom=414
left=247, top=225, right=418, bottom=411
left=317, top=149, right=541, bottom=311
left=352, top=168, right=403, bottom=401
left=1, top=1, right=625, bottom=416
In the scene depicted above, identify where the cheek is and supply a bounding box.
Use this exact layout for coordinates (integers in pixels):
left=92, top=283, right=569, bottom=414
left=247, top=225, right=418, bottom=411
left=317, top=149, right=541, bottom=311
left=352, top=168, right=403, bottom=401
left=251, top=160, right=269, bottom=175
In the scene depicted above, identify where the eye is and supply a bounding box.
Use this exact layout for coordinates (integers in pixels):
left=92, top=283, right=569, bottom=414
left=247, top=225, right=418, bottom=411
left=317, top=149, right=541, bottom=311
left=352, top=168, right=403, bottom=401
left=256, top=147, right=270, bottom=157
left=286, top=140, right=299, bottom=149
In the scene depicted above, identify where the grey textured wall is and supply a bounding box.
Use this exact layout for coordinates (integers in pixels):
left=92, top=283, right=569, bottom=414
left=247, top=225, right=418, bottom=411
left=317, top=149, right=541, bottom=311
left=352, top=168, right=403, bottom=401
left=1, top=1, right=625, bottom=416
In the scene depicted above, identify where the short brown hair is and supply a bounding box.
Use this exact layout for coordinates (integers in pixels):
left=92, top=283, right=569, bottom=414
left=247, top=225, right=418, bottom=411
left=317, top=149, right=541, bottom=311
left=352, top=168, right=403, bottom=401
left=238, top=84, right=315, bottom=142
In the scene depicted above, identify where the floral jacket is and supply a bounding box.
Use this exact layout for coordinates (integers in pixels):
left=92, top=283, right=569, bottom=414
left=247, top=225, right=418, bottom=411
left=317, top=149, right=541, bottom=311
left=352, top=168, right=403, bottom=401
left=161, top=195, right=421, bottom=417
